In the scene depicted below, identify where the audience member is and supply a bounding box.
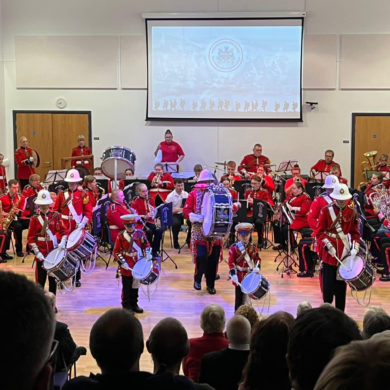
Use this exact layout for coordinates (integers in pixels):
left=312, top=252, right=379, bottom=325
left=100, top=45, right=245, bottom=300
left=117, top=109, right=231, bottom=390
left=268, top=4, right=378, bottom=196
left=287, top=306, right=362, bottom=390
left=240, top=311, right=294, bottom=390
left=314, top=331, right=390, bottom=390
left=362, top=307, right=390, bottom=338
left=146, top=317, right=213, bottom=389
left=296, top=301, right=313, bottom=317
left=183, top=305, right=228, bottom=382
left=64, top=308, right=152, bottom=389
left=0, top=270, right=55, bottom=390
left=235, top=305, right=260, bottom=330
left=199, top=315, right=251, bottom=390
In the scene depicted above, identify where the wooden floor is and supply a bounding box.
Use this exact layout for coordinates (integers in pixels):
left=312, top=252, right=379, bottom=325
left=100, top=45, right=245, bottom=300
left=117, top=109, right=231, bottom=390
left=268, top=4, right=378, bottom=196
left=3, top=233, right=390, bottom=376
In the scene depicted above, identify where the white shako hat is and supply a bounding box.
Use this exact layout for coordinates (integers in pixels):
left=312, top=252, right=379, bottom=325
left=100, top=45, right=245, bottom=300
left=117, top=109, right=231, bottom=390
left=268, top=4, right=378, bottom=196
left=65, top=169, right=82, bottom=183
left=34, top=189, right=53, bottom=205
left=330, top=183, right=352, bottom=201
left=322, top=175, right=339, bottom=189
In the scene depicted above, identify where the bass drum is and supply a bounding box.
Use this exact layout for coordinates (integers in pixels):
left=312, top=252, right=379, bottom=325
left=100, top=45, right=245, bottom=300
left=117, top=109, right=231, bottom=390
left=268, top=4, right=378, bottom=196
left=31, top=149, right=40, bottom=168
left=101, top=146, right=136, bottom=180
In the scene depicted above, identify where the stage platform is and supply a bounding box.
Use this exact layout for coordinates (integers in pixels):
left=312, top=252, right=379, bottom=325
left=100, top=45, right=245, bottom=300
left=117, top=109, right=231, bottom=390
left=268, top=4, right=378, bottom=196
left=2, top=235, right=390, bottom=376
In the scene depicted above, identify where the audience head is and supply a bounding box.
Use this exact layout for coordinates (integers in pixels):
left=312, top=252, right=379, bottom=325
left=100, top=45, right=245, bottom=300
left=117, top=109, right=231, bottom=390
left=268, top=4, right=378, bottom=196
left=235, top=304, right=260, bottom=329
left=0, top=270, right=55, bottom=390
left=296, top=301, right=312, bottom=317
left=362, top=307, right=390, bottom=339
left=287, top=306, right=361, bottom=390
left=241, top=311, right=294, bottom=390
left=146, top=317, right=189, bottom=373
left=314, top=331, right=390, bottom=390
left=226, top=315, right=251, bottom=348
left=89, top=308, right=144, bottom=374
left=200, top=304, right=226, bottom=334
left=44, top=291, right=57, bottom=313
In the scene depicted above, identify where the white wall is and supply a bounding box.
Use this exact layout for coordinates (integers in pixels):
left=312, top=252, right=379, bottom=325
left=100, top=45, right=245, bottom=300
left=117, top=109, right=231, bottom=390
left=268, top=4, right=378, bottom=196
left=1, top=0, right=390, bottom=180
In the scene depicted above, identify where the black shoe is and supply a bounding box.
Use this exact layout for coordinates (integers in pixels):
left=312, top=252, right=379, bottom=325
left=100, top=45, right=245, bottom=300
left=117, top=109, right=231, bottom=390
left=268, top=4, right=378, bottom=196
left=16, top=252, right=24, bottom=257
left=2, top=253, right=13, bottom=260
left=0, top=258, right=7, bottom=264
left=380, top=274, right=390, bottom=281
left=215, top=274, right=220, bottom=280
left=272, top=245, right=282, bottom=251
left=75, top=281, right=81, bottom=288
left=297, top=271, right=314, bottom=278
left=174, top=242, right=180, bottom=249
left=132, top=305, right=144, bottom=314
left=194, top=281, right=201, bottom=290
left=207, top=287, right=216, bottom=295
left=376, top=268, right=385, bottom=275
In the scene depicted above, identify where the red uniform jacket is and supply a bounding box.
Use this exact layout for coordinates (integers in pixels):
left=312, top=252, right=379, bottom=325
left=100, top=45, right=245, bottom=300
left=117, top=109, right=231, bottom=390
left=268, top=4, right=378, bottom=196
left=27, top=211, right=65, bottom=260
left=364, top=183, right=384, bottom=217
left=22, top=184, right=43, bottom=217
left=220, top=173, right=242, bottom=185
left=131, top=196, right=156, bottom=224
left=113, top=229, right=150, bottom=277
left=308, top=193, right=333, bottom=235
left=147, top=172, right=174, bottom=202
left=288, top=193, right=312, bottom=231
left=317, top=204, right=360, bottom=266
left=238, top=154, right=271, bottom=174
left=244, top=186, right=274, bottom=217
left=0, top=165, right=7, bottom=194
left=228, top=188, right=238, bottom=202
left=228, top=242, right=261, bottom=283
left=84, top=187, right=99, bottom=208
left=0, top=193, right=27, bottom=221
left=71, top=145, right=92, bottom=171
left=284, top=177, right=307, bottom=200
left=15, top=147, right=36, bottom=180
left=106, top=202, right=135, bottom=243
left=53, top=189, right=92, bottom=233
left=311, top=159, right=342, bottom=176
left=183, top=333, right=229, bottom=382
left=159, top=140, right=184, bottom=162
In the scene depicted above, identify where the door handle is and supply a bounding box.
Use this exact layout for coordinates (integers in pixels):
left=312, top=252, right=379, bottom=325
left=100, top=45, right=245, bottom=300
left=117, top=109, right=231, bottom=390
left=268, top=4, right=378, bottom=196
left=44, top=162, right=52, bottom=167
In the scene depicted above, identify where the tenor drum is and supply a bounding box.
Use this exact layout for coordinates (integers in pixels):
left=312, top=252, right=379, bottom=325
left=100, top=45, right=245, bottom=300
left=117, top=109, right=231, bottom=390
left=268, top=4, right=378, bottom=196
left=66, top=228, right=96, bottom=261
left=101, top=146, right=136, bottom=179
left=201, top=184, right=233, bottom=237
left=43, top=248, right=78, bottom=282
left=132, top=257, right=161, bottom=285
left=338, top=255, right=375, bottom=291
left=240, top=271, right=270, bottom=300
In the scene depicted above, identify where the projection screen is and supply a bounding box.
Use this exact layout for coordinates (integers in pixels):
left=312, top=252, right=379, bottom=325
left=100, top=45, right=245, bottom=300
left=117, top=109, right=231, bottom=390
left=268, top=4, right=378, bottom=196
left=146, top=18, right=304, bottom=121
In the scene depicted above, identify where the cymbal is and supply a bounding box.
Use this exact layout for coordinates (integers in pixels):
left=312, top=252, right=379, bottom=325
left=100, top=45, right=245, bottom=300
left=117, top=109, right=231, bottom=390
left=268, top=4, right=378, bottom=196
left=214, top=161, right=227, bottom=166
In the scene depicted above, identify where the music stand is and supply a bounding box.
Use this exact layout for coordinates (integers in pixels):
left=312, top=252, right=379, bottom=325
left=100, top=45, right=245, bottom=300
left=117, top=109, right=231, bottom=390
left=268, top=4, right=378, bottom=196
left=184, top=180, right=196, bottom=193
left=155, top=202, right=178, bottom=269
left=95, top=177, right=110, bottom=194
left=162, top=162, right=179, bottom=173
left=253, top=199, right=274, bottom=249
left=44, top=169, right=67, bottom=185
left=233, top=180, right=251, bottom=201
left=277, top=160, right=298, bottom=173
left=312, top=171, right=329, bottom=182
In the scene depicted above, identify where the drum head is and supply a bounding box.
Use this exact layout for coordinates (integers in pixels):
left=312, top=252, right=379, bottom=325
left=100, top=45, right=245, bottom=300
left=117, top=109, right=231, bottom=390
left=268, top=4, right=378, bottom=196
left=241, top=272, right=262, bottom=294
left=201, top=190, right=213, bottom=236
left=43, top=248, right=66, bottom=271
left=338, top=256, right=364, bottom=280
left=66, top=228, right=85, bottom=251
left=101, top=146, right=135, bottom=180
left=132, top=258, right=153, bottom=280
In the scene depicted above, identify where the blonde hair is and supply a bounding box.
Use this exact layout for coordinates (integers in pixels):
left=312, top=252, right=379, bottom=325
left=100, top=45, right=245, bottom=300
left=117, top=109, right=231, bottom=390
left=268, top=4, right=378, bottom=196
left=29, top=174, right=40, bottom=184
left=235, top=304, right=260, bottom=329
left=200, top=304, right=226, bottom=334
left=19, top=136, right=27, bottom=144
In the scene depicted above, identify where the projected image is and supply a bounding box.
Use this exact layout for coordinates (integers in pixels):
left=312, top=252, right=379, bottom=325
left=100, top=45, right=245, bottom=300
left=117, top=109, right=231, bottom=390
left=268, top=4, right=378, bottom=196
left=146, top=19, right=303, bottom=120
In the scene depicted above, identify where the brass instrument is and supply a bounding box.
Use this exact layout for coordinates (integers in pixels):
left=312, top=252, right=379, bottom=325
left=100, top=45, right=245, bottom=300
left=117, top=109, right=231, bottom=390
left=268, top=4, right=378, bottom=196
left=3, top=202, right=19, bottom=231
left=152, top=174, right=161, bottom=187
left=360, top=150, right=378, bottom=186
left=368, top=187, right=390, bottom=219
left=0, top=200, right=4, bottom=231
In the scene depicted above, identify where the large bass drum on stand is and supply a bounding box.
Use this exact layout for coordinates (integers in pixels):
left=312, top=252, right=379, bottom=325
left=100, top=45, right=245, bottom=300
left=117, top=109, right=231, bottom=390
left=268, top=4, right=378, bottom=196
left=101, top=146, right=136, bottom=180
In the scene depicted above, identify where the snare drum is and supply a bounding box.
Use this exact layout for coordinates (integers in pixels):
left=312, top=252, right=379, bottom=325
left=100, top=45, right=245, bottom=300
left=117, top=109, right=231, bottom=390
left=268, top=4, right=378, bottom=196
left=240, top=271, right=270, bottom=300
left=338, top=255, right=375, bottom=291
left=43, top=248, right=78, bottom=282
left=132, top=257, right=161, bottom=285
left=66, top=228, right=96, bottom=262
left=101, top=146, right=136, bottom=179
left=201, top=184, right=233, bottom=237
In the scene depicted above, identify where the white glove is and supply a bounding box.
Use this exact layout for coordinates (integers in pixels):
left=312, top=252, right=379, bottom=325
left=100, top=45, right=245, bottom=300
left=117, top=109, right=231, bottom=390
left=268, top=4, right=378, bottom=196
left=189, top=212, right=204, bottom=223
left=145, top=247, right=153, bottom=259
left=231, top=274, right=239, bottom=285
left=323, top=238, right=337, bottom=258
left=36, top=252, right=45, bottom=261
left=58, top=236, right=67, bottom=249
left=121, top=262, right=131, bottom=271
left=29, top=156, right=34, bottom=162
left=253, top=266, right=260, bottom=273
left=77, top=216, right=88, bottom=229
left=350, top=248, right=358, bottom=258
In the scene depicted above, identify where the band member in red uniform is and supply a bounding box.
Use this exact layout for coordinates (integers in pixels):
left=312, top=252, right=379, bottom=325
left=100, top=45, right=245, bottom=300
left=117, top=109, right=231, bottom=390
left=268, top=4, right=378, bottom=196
left=107, top=189, right=136, bottom=244
left=71, top=135, right=92, bottom=173
left=244, top=174, right=274, bottom=248
left=364, top=172, right=385, bottom=217
left=131, top=183, right=162, bottom=257
left=94, top=166, right=112, bottom=194
left=183, top=169, right=221, bottom=294
left=83, top=175, right=99, bottom=208
left=15, top=136, right=36, bottom=190
left=27, top=190, right=67, bottom=295
left=147, top=163, right=174, bottom=205
left=238, top=143, right=271, bottom=177
left=0, top=153, right=7, bottom=194
left=228, top=223, right=262, bottom=310
left=119, top=168, right=135, bottom=190
left=376, top=153, right=390, bottom=188
left=22, top=174, right=43, bottom=218
left=284, top=165, right=307, bottom=200
left=154, top=129, right=185, bottom=163
left=0, top=179, right=28, bottom=258
left=220, top=161, right=242, bottom=185
left=193, top=164, right=203, bottom=181
left=222, top=178, right=239, bottom=245
left=311, top=149, right=342, bottom=179
left=317, top=184, right=360, bottom=312
left=113, top=214, right=153, bottom=313
left=329, top=165, right=347, bottom=185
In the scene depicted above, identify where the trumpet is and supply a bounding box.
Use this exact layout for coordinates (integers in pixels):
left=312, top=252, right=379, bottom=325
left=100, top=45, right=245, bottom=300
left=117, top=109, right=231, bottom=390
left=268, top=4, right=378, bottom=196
left=152, top=174, right=161, bottom=187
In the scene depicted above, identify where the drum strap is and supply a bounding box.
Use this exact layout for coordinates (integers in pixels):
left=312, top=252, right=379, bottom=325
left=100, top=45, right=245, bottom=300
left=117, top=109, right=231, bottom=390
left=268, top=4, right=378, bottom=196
left=67, top=194, right=82, bottom=224
left=123, top=231, right=143, bottom=260
left=327, top=206, right=350, bottom=255
left=38, top=215, right=58, bottom=248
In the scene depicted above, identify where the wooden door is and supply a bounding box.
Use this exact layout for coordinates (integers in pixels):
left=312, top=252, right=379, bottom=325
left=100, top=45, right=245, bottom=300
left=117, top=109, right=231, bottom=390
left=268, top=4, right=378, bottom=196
left=352, top=114, right=390, bottom=187
left=15, top=113, right=53, bottom=180
left=52, top=113, right=90, bottom=171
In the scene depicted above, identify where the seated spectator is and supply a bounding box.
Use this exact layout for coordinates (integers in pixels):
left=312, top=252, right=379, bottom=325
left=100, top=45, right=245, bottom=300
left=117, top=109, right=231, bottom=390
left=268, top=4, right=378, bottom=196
left=235, top=304, right=260, bottom=330
left=240, top=311, right=295, bottom=390
left=146, top=317, right=213, bottom=389
left=199, top=315, right=251, bottom=390
left=314, top=331, right=390, bottom=390
left=0, top=270, right=55, bottom=390
left=362, top=307, right=390, bottom=339
left=296, top=301, right=313, bottom=317
left=64, top=308, right=152, bottom=389
left=287, top=306, right=362, bottom=390
left=183, top=304, right=228, bottom=382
